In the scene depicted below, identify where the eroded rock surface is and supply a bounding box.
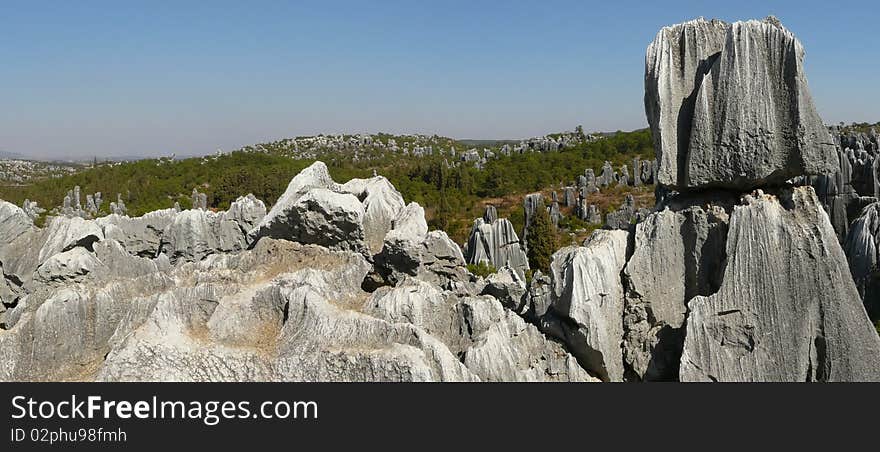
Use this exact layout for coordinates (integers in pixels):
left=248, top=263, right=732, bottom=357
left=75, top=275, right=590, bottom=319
left=680, top=188, right=880, bottom=382
left=464, top=207, right=529, bottom=278
left=646, top=17, right=837, bottom=190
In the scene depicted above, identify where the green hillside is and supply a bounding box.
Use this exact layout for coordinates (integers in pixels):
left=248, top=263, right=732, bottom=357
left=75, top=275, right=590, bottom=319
left=0, top=129, right=656, bottom=244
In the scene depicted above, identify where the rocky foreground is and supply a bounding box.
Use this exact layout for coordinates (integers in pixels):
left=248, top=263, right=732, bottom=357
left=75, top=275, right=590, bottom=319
left=1, top=16, right=879, bottom=382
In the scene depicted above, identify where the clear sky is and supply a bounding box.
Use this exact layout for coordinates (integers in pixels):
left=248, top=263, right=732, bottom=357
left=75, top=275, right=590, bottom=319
left=2, top=0, right=878, bottom=159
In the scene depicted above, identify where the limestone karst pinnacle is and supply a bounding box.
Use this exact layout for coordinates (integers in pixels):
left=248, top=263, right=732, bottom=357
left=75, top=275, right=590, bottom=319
left=645, top=16, right=838, bottom=191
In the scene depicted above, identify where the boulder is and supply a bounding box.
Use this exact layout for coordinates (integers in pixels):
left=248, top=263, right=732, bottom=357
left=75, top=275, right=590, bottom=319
left=340, top=176, right=405, bottom=255
left=0, top=215, right=104, bottom=288
left=457, top=295, right=597, bottom=382
left=375, top=204, right=469, bottom=290
left=386, top=202, right=429, bottom=242
left=480, top=266, right=527, bottom=314
left=540, top=230, right=629, bottom=381
left=646, top=17, right=837, bottom=190
left=250, top=188, right=368, bottom=255
left=0, top=201, right=34, bottom=244
left=35, top=247, right=103, bottom=284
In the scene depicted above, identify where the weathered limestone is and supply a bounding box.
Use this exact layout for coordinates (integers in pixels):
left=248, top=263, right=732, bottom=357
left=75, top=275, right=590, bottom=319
left=549, top=202, right=562, bottom=228
left=465, top=207, right=530, bottom=278
left=0, top=218, right=594, bottom=382
left=456, top=295, right=596, bottom=382
left=638, top=17, right=880, bottom=382
left=374, top=201, right=470, bottom=290
left=562, top=187, right=577, bottom=207
left=160, top=209, right=250, bottom=262
left=339, top=176, right=406, bottom=255
left=644, top=18, right=733, bottom=187
left=0, top=201, right=35, bottom=245
left=582, top=169, right=599, bottom=195
left=622, top=203, right=729, bottom=380
left=844, top=202, right=880, bottom=320
left=645, top=17, right=837, bottom=190
left=521, top=193, right=544, bottom=250
left=22, top=200, right=45, bottom=221
left=680, top=188, right=880, bottom=381
left=97, top=209, right=179, bottom=258
left=605, top=194, right=648, bottom=230
left=599, top=161, right=615, bottom=187
left=250, top=188, right=367, bottom=255
left=480, top=266, right=527, bottom=314
left=536, top=230, right=629, bottom=381
left=807, top=130, right=880, bottom=242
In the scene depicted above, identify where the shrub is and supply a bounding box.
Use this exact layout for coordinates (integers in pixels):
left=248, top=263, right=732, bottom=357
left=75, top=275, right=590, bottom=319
left=466, top=262, right=497, bottom=278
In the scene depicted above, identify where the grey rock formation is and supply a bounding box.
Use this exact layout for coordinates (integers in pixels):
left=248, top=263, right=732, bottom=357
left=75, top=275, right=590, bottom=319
left=251, top=162, right=407, bottom=257
left=455, top=295, right=594, bottom=382
left=622, top=203, right=729, bottom=380
left=160, top=209, right=248, bottom=263
left=464, top=208, right=529, bottom=278
left=339, top=176, right=405, bottom=255
left=0, top=215, right=103, bottom=295
left=191, top=188, right=208, bottom=210
left=526, top=270, right=552, bottom=318
left=35, top=247, right=102, bottom=285
left=598, top=161, right=615, bottom=187
left=844, top=202, right=880, bottom=320
left=589, top=204, right=602, bottom=224
left=575, top=198, right=602, bottom=225
left=387, top=202, right=429, bottom=241
left=548, top=202, right=562, bottom=229
left=97, top=209, right=178, bottom=258
left=635, top=18, right=880, bottom=382
left=680, top=188, right=880, bottom=381
left=645, top=18, right=728, bottom=188
left=0, top=220, right=594, bottom=382
left=641, top=160, right=655, bottom=185
left=109, top=194, right=128, bottom=216
left=806, top=130, right=880, bottom=242
left=604, top=194, right=638, bottom=230
left=618, top=165, right=630, bottom=186
left=482, top=205, right=498, bottom=223
left=0, top=201, right=35, bottom=245
left=646, top=17, right=837, bottom=190
left=538, top=230, right=629, bottom=381
left=373, top=202, right=470, bottom=290
left=98, top=195, right=265, bottom=262
left=521, top=193, right=544, bottom=250
left=633, top=157, right=642, bottom=186
left=253, top=188, right=366, bottom=255
left=582, top=169, right=599, bottom=195
left=562, top=187, right=577, bottom=207
left=480, top=266, right=527, bottom=314
left=22, top=200, right=44, bottom=221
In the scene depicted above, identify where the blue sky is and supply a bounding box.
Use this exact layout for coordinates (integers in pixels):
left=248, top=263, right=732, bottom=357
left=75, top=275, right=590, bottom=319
left=2, top=0, right=878, bottom=159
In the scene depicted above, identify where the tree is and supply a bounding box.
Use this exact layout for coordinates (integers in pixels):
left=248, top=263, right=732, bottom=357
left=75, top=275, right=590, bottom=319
left=526, top=203, right=557, bottom=274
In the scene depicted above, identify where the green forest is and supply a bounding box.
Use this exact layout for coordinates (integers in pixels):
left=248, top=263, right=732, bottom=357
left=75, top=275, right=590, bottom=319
left=0, top=129, right=655, bottom=243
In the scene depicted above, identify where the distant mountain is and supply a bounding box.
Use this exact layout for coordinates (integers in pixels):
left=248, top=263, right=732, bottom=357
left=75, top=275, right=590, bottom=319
left=0, top=150, right=26, bottom=160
